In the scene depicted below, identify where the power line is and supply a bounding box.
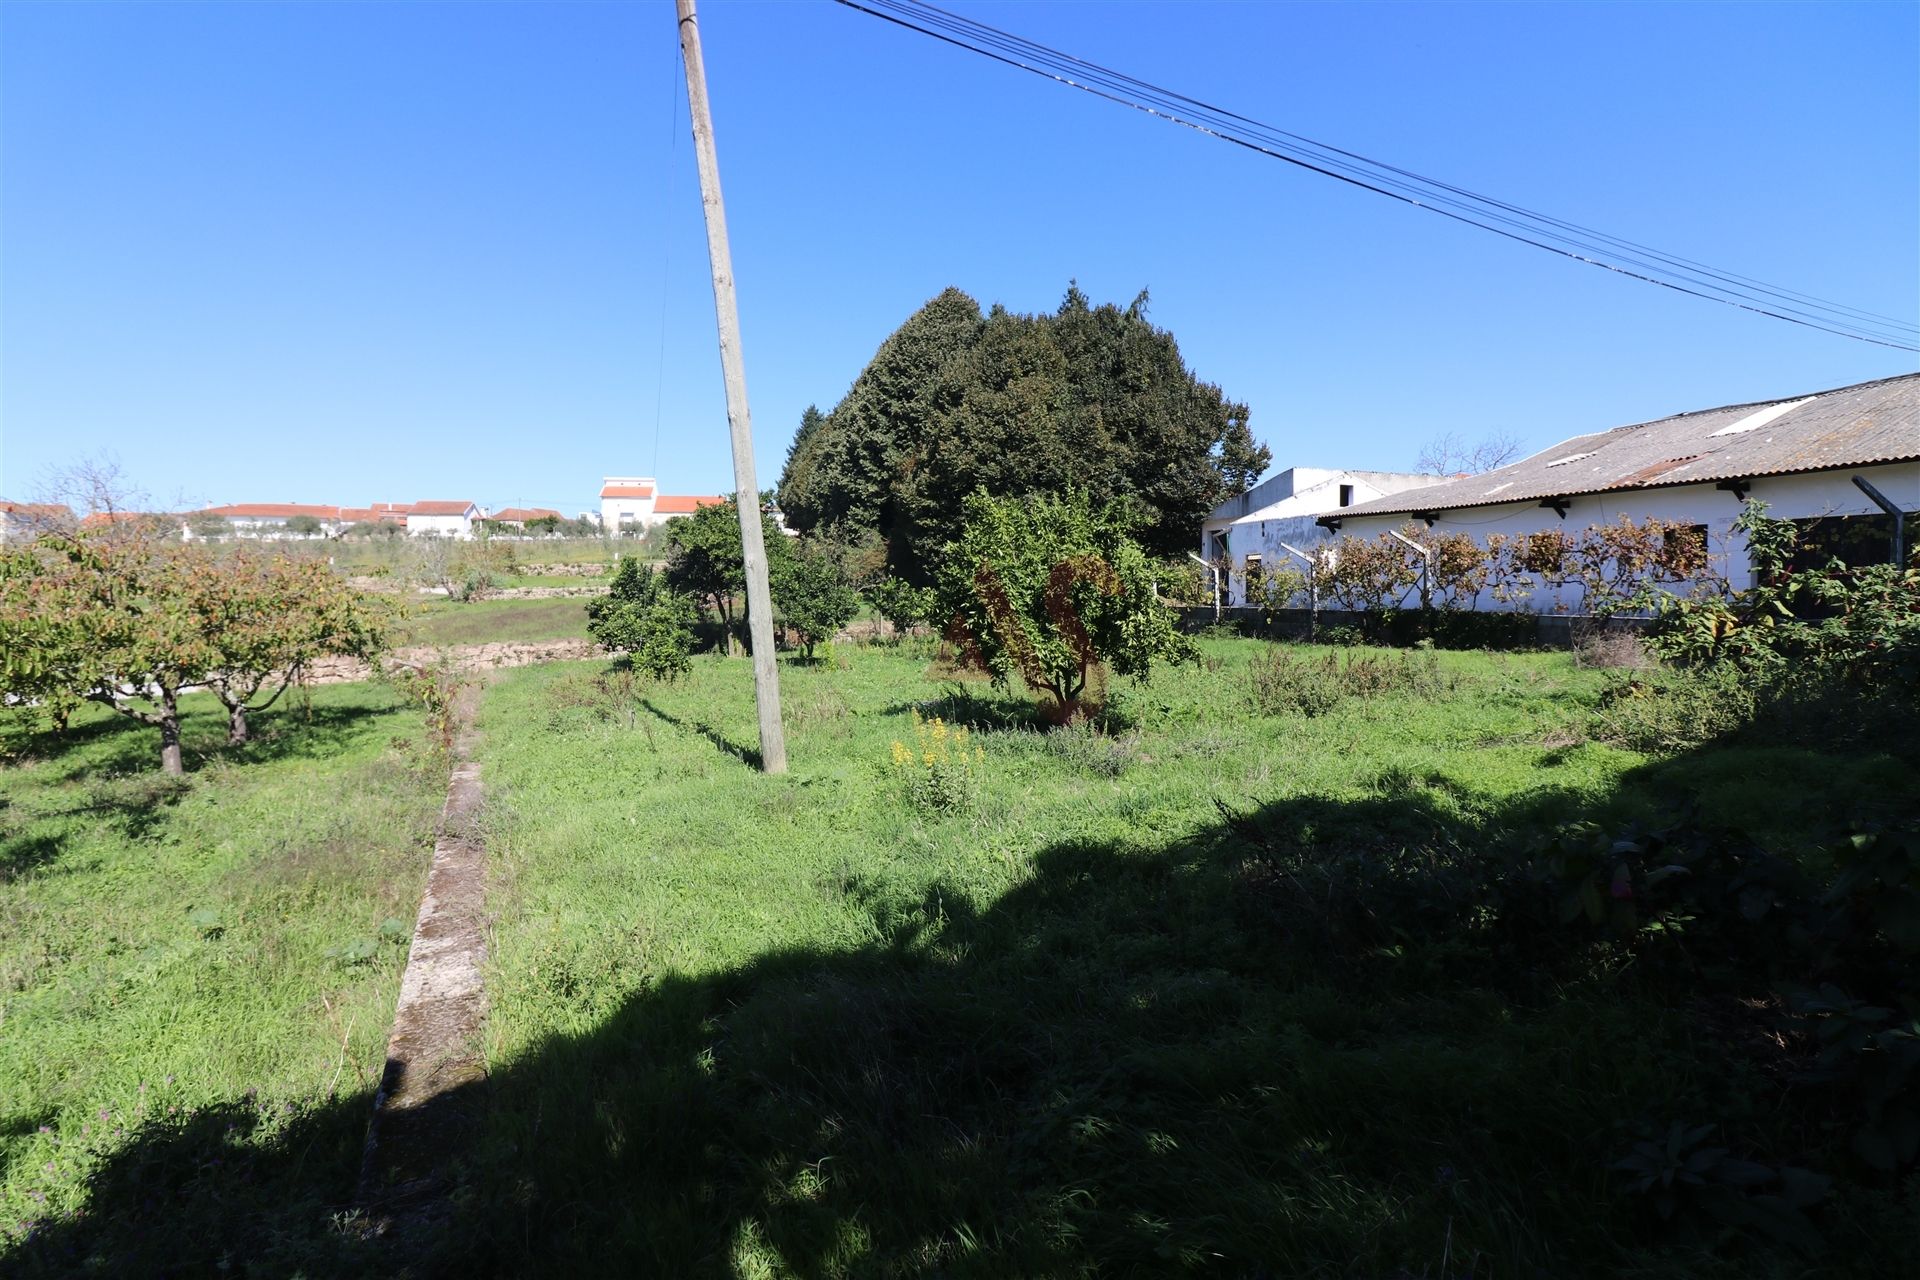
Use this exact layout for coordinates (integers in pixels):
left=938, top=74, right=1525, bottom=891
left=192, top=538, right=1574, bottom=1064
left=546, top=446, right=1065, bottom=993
left=834, top=0, right=1919, bottom=353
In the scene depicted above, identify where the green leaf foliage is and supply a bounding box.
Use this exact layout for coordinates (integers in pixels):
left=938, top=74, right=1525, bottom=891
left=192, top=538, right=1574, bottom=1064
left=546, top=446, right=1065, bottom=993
left=661, top=496, right=794, bottom=638
left=770, top=545, right=859, bottom=660
left=586, top=557, right=698, bottom=682
left=778, top=284, right=1268, bottom=580
left=936, top=488, right=1194, bottom=720
left=865, top=574, right=937, bottom=636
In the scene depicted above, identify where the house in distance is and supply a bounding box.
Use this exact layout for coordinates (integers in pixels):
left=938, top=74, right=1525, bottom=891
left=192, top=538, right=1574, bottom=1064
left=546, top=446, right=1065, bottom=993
left=598, top=476, right=725, bottom=534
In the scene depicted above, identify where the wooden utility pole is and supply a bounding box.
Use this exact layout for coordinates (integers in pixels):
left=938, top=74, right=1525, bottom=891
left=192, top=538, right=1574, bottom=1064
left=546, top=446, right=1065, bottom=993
left=676, top=0, right=787, bottom=774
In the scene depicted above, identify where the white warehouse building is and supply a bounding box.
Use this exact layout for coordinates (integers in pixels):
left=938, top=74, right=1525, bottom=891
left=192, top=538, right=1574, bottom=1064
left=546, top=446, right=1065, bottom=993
left=1320, top=373, right=1918, bottom=612
left=1200, top=466, right=1443, bottom=605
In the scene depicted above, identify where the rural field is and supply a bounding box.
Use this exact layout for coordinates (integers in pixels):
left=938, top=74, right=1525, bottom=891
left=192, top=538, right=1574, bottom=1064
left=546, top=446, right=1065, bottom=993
left=0, top=684, right=444, bottom=1273
left=454, top=640, right=1916, bottom=1277
left=13, top=627, right=1911, bottom=1275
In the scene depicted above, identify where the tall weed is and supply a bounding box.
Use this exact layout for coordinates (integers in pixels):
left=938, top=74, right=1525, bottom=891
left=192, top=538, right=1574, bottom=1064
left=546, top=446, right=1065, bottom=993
left=1248, top=647, right=1451, bottom=717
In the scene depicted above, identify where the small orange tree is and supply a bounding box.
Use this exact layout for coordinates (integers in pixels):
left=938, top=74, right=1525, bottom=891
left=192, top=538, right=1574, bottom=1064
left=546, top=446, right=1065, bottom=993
left=936, top=489, right=1192, bottom=723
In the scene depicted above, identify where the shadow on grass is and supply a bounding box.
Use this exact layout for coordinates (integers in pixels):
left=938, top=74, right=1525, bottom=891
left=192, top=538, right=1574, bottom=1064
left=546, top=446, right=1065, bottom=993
left=0, top=833, right=67, bottom=884
left=8, top=762, right=1914, bottom=1277
left=26, top=702, right=398, bottom=786
left=641, top=699, right=763, bottom=771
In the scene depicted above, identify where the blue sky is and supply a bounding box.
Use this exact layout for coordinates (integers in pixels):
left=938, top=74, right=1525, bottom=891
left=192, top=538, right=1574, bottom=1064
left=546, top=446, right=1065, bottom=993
left=2, top=0, right=1914, bottom=516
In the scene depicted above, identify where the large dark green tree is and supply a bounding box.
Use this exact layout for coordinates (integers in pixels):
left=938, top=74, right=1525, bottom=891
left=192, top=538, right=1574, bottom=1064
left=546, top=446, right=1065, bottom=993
left=778, top=284, right=1268, bottom=580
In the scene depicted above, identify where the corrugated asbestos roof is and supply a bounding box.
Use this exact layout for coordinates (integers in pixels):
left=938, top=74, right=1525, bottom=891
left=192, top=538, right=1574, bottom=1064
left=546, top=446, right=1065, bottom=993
left=1330, top=372, right=1920, bottom=522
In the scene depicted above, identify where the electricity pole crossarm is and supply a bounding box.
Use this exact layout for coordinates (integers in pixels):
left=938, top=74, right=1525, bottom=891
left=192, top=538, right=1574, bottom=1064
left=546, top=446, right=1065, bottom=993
left=677, top=0, right=787, bottom=773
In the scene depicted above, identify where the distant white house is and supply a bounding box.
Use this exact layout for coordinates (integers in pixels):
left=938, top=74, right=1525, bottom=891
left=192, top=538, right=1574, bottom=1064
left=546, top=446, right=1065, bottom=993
left=0, top=500, right=73, bottom=542
left=599, top=476, right=726, bottom=533
left=488, top=507, right=563, bottom=531
left=1200, top=467, right=1443, bottom=604
left=405, top=500, right=483, bottom=539
left=1322, top=373, right=1919, bottom=611
left=600, top=477, right=657, bottom=531
left=194, top=503, right=346, bottom=539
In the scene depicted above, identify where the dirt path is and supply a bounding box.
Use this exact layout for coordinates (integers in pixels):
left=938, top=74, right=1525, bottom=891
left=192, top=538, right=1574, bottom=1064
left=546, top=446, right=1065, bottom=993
left=356, top=684, right=489, bottom=1243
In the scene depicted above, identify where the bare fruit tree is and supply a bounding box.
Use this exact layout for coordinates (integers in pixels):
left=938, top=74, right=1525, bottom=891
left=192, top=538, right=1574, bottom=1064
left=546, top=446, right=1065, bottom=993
left=1416, top=431, right=1522, bottom=476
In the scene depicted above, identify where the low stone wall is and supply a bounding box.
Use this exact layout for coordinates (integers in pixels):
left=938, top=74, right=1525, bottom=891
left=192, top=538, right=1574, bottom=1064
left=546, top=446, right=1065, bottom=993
left=488, top=586, right=602, bottom=599
left=305, top=638, right=602, bottom=685
left=515, top=562, right=611, bottom=578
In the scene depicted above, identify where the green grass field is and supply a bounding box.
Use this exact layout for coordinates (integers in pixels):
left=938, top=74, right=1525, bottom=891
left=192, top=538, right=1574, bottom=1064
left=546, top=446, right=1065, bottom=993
left=405, top=596, right=592, bottom=646
left=454, top=640, right=1917, bottom=1276
left=7, top=638, right=1914, bottom=1275
left=0, top=686, right=444, bottom=1272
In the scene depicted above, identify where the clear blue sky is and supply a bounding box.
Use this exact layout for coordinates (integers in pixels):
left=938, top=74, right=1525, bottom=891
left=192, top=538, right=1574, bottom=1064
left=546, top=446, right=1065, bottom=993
left=2, top=0, right=1914, bottom=516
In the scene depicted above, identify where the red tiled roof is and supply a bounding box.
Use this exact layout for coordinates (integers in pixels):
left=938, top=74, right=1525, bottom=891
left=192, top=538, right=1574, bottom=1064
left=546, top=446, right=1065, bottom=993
left=490, top=507, right=562, bottom=522
left=654, top=495, right=724, bottom=515
left=200, top=503, right=341, bottom=520
left=601, top=484, right=656, bottom=499
left=336, top=507, right=404, bottom=524
left=1, top=501, right=72, bottom=519
left=407, top=501, right=478, bottom=517
left=79, top=511, right=164, bottom=528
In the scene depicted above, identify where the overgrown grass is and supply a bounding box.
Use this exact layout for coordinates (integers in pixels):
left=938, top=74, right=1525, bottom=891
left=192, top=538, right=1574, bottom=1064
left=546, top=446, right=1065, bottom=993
left=0, top=686, right=444, bottom=1270
left=453, top=639, right=1915, bottom=1275
left=11, top=640, right=1912, bottom=1274
left=405, top=596, right=592, bottom=646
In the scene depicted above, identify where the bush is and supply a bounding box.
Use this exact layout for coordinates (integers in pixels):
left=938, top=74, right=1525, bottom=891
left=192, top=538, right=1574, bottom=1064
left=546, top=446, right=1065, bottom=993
left=937, top=489, right=1193, bottom=723
left=1571, top=620, right=1651, bottom=669
left=1249, top=650, right=1344, bottom=717
left=773, top=546, right=860, bottom=659
left=1589, top=666, right=1754, bottom=753
left=1644, top=501, right=1920, bottom=745
left=586, top=558, right=697, bottom=682
left=865, top=575, right=937, bottom=638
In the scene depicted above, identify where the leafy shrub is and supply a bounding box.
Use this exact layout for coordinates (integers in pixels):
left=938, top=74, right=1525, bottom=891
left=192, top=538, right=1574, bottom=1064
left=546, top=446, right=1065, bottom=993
left=773, top=545, right=860, bottom=659
left=866, top=575, right=938, bottom=638
left=937, top=489, right=1193, bottom=723
left=888, top=712, right=982, bottom=813
left=449, top=569, right=503, bottom=603
left=1589, top=667, right=1753, bottom=753
left=587, top=558, right=697, bottom=682
left=384, top=650, right=469, bottom=755
left=1652, top=501, right=1919, bottom=683
left=1610, top=1121, right=1830, bottom=1250
left=1643, top=502, right=1919, bottom=745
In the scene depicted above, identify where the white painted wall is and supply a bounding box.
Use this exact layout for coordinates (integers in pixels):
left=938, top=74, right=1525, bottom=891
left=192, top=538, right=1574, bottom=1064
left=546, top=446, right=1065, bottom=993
left=1330, top=461, right=1918, bottom=613
left=407, top=510, right=477, bottom=540
left=599, top=476, right=657, bottom=532
left=1200, top=467, right=1443, bottom=604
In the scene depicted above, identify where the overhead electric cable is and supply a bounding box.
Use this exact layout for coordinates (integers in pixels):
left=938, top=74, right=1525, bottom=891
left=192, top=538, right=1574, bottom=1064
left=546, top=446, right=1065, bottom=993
left=835, top=0, right=1919, bottom=352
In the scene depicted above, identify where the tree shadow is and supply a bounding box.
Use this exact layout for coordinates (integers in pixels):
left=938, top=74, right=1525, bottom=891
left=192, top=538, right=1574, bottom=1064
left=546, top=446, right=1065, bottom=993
left=641, top=699, right=763, bottom=771
left=8, top=760, right=1914, bottom=1277
left=27, top=701, right=398, bottom=786
left=0, top=833, right=67, bottom=884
